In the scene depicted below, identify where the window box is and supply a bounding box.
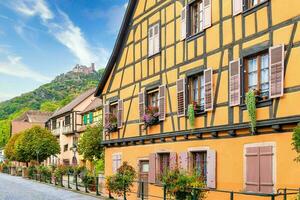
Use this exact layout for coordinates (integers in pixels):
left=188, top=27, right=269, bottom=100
left=142, top=106, right=160, bottom=129
left=104, top=113, right=118, bottom=133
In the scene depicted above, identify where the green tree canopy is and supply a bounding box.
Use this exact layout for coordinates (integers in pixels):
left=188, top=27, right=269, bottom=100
left=78, top=123, right=104, bottom=161
left=14, top=126, right=60, bottom=163
left=4, top=133, right=22, bottom=161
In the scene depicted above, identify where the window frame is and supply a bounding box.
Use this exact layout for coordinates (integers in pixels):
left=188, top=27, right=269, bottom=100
left=65, top=115, right=71, bottom=126
left=63, top=144, right=68, bottom=152
left=187, top=72, right=206, bottom=114
left=191, top=151, right=208, bottom=182
left=146, top=88, right=160, bottom=109
left=243, top=50, right=270, bottom=102
left=189, top=0, right=204, bottom=36
left=148, top=22, right=161, bottom=57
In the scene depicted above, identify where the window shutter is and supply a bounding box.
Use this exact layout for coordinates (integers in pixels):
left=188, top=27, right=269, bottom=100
left=89, top=112, right=93, bottom=124
left=259, top=146, right=274, bottom=193
left=269, top=45, right=284, bottom=98
left=117, top=99, right=124, bottom=128
left=83, top=114, right=87, bottom=125
left=139, top=91, right=145, bottom=123
left=203, top=0, right=212, bottom=29
left=148, top=27, right=154, bottom=56
left=245, top=147, right=260, bottom=192
left=112, top=154, right=117, bottom=174
left=153, top=24, right=160, bottom=54
left=178, top=152, right=189, bottom=171
left=206, top=149, right=216, bottom=189
left=233, top=0, right=243, bottom=16
left=177, top=78, right=186, bottom=117
left=204, top=68, right=213, bottom=111
left=181, top=6, right=187, bottom=40
left=104, top=103, right=110, bottom=128
left=148, top=153, right=156, bottom=184
left=229, top=60, right=241, bottom=107
left=159, top=85, right=166, bottom=121
left=169, top=152, right=177, bottom=170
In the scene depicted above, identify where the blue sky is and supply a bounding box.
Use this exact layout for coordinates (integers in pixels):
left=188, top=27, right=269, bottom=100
left=0, top=0, right=128, bottom=102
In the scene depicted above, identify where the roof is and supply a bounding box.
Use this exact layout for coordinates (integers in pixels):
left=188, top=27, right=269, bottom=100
left=80, top=98, right=102, bottom=114
left=51, top=88, right=96, bottom=118
left=13, top=110, right=52, bottom=123
left=95, top=0, right=137, bottom=97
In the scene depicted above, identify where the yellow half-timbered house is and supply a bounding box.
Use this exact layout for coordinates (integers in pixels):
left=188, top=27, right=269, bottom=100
left=95, top=0, right=300, bottom=199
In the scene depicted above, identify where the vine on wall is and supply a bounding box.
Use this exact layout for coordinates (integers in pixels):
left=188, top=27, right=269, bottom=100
left=188, top=104, right=195, bottom=129
left=245, top=90, right=257, bottom=134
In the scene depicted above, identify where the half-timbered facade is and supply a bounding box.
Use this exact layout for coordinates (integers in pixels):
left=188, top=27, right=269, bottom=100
left=95, top=0, right=300, bottom=198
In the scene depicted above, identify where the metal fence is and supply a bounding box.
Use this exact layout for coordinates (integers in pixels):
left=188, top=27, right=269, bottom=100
left=1, top=169, right=299, bottom=200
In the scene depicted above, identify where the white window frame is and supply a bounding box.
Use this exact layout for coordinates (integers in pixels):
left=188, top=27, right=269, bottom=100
left=243, top=142, right=276, bottom=193
left=148, top=23, right=160, bottom=57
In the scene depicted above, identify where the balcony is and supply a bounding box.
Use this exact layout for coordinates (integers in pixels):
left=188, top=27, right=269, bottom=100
left=52, top=125, right=73, bottom=136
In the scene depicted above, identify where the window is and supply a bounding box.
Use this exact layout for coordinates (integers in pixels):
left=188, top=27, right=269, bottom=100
left=52, top=119, right=57, bottom=129
left=245, top=0, right=266, bottom=10
left=188, top=74, right=205, bottom=112
left=244, top=52, right=269, bottom=100
left=245, top=145, right=274, bottom=193
left=148, top=23, right=160, bottom=57
left=63, top=144, right=68, bottom=152
left=147, top=89, right=159, bottom=108
left=158, top=153, right=170, bottom=176
left=189, top=0, right=204, bottom=35
left=73, top=136, right=78, bottom=146
left=112, top=153, right=122, bottom=173
left=65, top=115, right=71, bottom=126
left=191, top=151, right=207, bottom=182
left=110, top=103, right=118, bottom=117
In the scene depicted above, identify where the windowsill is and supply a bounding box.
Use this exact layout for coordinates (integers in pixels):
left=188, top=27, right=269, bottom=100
left=240, top=99, right=272, bottom=110
left=242, top=0, right=269, bottom=17
left=148, top=51, right=161, bottom=59
left=186, top=31, right=205, bottom=42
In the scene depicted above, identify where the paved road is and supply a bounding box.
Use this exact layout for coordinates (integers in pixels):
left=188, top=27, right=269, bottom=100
left=0, top=173, right=101, bottom=200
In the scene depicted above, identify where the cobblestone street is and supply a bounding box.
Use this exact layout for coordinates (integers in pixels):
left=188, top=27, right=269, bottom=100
left=0, top=173, right=102, bottom=200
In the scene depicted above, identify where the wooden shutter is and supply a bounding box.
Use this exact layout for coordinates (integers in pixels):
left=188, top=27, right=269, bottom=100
left=148, top=153, right=156, bottom=184
left=153, top=24, right=160, bottom=54
left=89, top=112, right=93, bottom=124
left=104, top=103, right=110, bottom=128
left=148, top=27, right=154, bottom=56
left=169, top=152, right=177, bottom=170
left=204, top=68, right=213, bottom=111
left=181, top=6, right=187, bottom=40
left=245, top=147, right=260, bottom=192
left=229, top=60, right=241, bottom=107
left=117, top=99, right=123, bottom=128
left=259, top=146, right=274, bottom=193
left=203, top=0, right=212, bottom=29
left=177, top=78, right=186, bottom=117
left=233, top=0, right=243, bottom=16
left=207, top=149, right=216, bottom=189
left=269, top=45, right=284, bottom=98
left=159, top=85, right=166, bottom=121
left=178, top=152, right=189, bottom=171
left=139, top=91, right=145, bottom=123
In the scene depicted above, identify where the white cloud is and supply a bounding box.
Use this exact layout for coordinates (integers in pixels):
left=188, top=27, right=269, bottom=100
left=7, top=0, right=109, bottom=67
left=0, top=54, right=51, bottom=82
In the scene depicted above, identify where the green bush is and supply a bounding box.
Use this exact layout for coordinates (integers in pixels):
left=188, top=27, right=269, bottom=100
left=82, top=171, right=96, bottom=191
left=37, top=166, right=51, bottom=181
left=292, top=124, right=300, bottom=162
left=105, top=162, right=136, bottom=199
left=162, top=169, right=206, bottom=200
left=28, top=166, right=37, bottom=179
left=245, top=90, right=257, bottom=134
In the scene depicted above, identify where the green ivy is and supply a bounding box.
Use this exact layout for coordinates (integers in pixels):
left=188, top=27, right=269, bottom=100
left=188, top=104, right=195, bottom=129
left=292, top=124, right=300, bottom=162
left=245, top=90, right=257, bottom=134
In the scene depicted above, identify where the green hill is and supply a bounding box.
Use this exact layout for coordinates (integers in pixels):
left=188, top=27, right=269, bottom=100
left=0, top=68, right=104, bottom=148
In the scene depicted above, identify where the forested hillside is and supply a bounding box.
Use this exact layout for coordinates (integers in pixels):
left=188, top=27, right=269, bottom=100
left=0, top=68, right=104, bottom=148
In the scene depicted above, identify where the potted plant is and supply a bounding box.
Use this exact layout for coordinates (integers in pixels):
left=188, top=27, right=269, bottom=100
left=105, top=113, right=118, bottom=133
left=161, top=169, right=207, bottom=200
left=143, top=106, right=160, bottom=129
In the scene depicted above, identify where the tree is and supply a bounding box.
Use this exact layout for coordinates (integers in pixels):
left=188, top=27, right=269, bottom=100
left=4, top=133, right=22, bottom=161
left=292, top=124, right=300, bottom=162
left=14, top=126, right=60, bottom=163
left=78, top=123, right=104, bottom=161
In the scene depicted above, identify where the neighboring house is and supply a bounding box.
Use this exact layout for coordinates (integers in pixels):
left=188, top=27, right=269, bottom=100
left=95, top=0, right=300, bottom=198
left=11, top=110, right=52, bottom=135
left=46, top=88, right=97, bottom=166
left=78, top=98, right=103, bottom=133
